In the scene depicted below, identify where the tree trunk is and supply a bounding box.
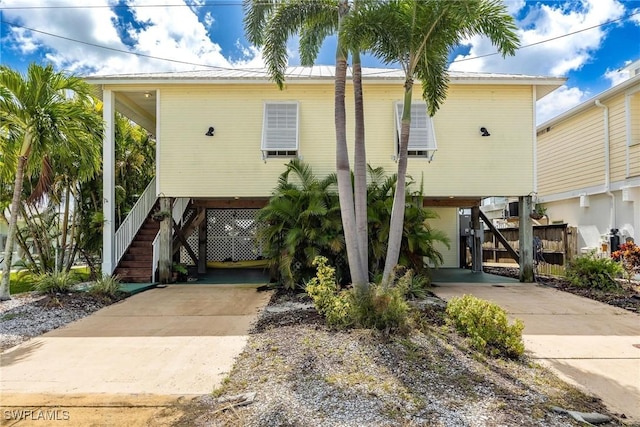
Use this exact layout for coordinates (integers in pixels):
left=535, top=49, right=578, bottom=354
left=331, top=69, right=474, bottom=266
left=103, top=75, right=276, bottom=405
left=382, top=84, right=414, bottom=284
left=0, top=155, right=28, bottom=300
left=352, top=50, right=369, bottom=281
left=335, top=0, right=367, bottom=289
left=60, top=184, right=71, bottom=272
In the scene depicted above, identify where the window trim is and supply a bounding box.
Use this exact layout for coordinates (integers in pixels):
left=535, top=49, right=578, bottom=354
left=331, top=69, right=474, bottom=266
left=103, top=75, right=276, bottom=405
left=261, top=101, right=300, bottom=160
left=394, top=101, right=437, bottom=161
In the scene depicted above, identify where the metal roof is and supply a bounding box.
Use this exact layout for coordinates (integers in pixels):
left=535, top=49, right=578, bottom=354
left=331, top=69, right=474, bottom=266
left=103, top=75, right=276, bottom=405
left=84, top=65, right=562, bottom=86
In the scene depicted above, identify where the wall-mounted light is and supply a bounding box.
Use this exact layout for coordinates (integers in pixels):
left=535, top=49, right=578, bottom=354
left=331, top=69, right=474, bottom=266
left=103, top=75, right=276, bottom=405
left=480, top=127, right=490, bottom=137
left=205, top=126, right=215, bottom=136
left=144, top=92, right=151, bottom=98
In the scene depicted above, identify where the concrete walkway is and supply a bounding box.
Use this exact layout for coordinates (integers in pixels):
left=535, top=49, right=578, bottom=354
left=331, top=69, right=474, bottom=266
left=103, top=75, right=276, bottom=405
left=431, top=282, right=640, bottom=423
left=0, top=285, right=271, bottom=426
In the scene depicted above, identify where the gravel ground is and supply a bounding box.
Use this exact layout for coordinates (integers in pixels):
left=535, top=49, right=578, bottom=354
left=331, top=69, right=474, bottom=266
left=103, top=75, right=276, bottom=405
left=0, top=291, right=119, bottom=351
left=1, top=281, right=632, bottom=427
left=173, top=292, right=625, bottom=427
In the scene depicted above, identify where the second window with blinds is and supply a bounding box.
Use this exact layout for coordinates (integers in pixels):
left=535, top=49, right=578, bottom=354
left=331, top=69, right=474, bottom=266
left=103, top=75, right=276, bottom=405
left=261, top=102, right=299, bottom=160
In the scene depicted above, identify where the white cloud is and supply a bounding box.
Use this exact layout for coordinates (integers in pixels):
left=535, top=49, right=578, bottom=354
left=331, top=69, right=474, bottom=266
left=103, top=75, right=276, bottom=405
left=450, top=0, right=626, bottom=77
left=536, top=85, right=587, bottom=124
left=0, top=0, right=262, bottom=75
left=604, top=67, right=630, bottom=87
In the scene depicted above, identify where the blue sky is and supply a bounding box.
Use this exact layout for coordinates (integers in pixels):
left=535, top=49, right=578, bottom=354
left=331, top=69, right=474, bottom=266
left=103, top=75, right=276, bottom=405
left=0, top=0, right=639, bottom=123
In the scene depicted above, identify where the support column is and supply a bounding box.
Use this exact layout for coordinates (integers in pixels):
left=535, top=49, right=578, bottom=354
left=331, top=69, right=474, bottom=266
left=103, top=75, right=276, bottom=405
left=158, top=197, right=172, bottom=283
left=471, top=206, right=483, bottom=272
left=102, top=90, right=116, bottom=275
left=198, top=208, right=207, bottom=274
left=519, top=195, right=534, bottom=282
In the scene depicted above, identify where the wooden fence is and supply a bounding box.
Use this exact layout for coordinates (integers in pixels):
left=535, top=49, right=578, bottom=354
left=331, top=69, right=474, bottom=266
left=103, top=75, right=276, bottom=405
left=483, top=223, right=578, bottom=275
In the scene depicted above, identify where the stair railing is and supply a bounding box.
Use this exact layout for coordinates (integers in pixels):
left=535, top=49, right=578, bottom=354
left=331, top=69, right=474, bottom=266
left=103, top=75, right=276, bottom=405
left=151, top=197, right=191, bottom=281
left=114, top=177, right=157, bottom=267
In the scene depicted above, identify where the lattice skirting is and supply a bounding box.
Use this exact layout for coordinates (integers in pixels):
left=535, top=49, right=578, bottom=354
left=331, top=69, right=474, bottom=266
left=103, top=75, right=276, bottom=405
left=180, top=208, right=265, bottom=265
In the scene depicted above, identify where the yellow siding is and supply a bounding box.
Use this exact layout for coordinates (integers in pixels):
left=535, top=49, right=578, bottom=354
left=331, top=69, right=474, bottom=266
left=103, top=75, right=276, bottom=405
left=424, top=207, right=458, bottom=268
left=539, top=89, right=640, bottom=194
left=631, top=93, right=640, bottom=177
left=609, top=93, right=630, bottom=182
left=156, top=82, right=535, bottom=198
left=537, top=108, right=605, bottom=195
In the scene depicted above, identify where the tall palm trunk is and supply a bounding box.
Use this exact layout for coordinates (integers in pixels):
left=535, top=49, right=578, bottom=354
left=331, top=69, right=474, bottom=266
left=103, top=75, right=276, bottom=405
left=352, top=50, right=368, bottom=281
left=335, top=0, right=367, bottom=289
left=0, top=153, right=28, bottom=300
left=59, top=184, right=71, bottom=272
left=382, top=82, right=414, bottom=284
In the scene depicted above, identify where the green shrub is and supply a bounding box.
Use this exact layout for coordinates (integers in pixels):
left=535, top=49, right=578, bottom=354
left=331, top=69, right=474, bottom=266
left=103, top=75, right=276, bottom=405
left=305, top=256, right=354, bottom=329
left=306, top=256, right=409, bottom=333
left=33, top=271, right=79, bottom=294
left=393, top=268, right=431, bottom=300
left=446, top=294, right=524, bottom=359
left=89, top=274, right=122, bottom=297
left=566, top=251, right=623, bottom=290
left=351, top=283, right=410, bottom=333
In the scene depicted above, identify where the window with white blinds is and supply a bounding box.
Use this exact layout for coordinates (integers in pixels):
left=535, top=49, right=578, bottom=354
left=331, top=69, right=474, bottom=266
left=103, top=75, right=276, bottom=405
left=262, top=102, right=299, bottom=158
left=395, top=102, right=437, bottom=160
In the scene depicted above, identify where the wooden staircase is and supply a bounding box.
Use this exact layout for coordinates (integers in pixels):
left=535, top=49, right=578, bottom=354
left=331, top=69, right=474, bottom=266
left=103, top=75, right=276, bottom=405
left=114, top=217, right=159, bottom=283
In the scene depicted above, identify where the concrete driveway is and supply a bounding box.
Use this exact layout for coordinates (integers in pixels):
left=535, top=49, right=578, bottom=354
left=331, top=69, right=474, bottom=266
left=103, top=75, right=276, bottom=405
left=431, top=282, right=640, bottom=423
left=0, top=285, right=271, bottom=426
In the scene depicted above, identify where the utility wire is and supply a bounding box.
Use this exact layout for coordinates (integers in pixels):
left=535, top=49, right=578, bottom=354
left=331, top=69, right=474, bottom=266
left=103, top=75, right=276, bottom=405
left=1, top=8, right=638, bottom=73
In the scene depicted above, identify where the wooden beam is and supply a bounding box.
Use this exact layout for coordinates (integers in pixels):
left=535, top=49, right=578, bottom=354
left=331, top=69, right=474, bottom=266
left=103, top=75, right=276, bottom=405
left=471, top=207, right=482, bottom=272
left=158, top=197, right=172, bottom=284
left=519, top=196, right=534, bottom=282
left=478, top=209, right=520, bottom=263
left=173, top=222, right=198, bottom=265
left=423, top=198, right=481, bottom=208
left=191, top=198, right=269, bottom=209
left=198, top=208, right=207, bottom=274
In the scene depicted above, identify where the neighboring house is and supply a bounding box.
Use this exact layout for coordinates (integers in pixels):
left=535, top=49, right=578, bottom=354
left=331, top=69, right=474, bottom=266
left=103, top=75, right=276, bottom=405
left=86, top=67, right=564, bottom=282
left=536, top=62, right=640, bottom=254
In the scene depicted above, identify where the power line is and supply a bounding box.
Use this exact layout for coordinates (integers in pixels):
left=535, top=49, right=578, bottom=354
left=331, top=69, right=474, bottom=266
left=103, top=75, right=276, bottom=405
left=1, top=8, right=638, bottom=72
left=0, top=1, right=246, bottom=10
left=0, top=19, right=268, bottom=74
left=453, top=9, right=640, bottom=63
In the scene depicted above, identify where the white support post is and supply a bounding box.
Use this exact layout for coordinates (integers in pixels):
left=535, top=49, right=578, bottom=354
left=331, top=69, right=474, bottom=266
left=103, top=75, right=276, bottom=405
left=102, top=89, right=116, bottom=275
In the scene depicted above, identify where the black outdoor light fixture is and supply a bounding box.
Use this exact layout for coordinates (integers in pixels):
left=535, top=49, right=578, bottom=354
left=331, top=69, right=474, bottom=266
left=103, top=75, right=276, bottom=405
left=205, top=126, right=215, bottom=136
left=480, top=127, right=491, bottom=137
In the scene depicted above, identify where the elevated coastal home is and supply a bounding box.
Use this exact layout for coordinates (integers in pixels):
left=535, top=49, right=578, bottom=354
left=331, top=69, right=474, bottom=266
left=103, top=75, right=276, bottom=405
left=536, top=61, right=640, bottom=255
left=86, top=67, right=564, bottom=282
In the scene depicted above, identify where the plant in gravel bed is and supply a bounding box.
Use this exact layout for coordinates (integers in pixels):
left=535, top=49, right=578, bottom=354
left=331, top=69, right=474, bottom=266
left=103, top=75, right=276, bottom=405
left=88, top=274, right=122, bottom=297
left=33, top=271, right=80, bottom=294
left=446, top=294, right=525, bottom=359
left=566, top=251, right=623, bottom=290
left=306, top=256, right=410, bottom=333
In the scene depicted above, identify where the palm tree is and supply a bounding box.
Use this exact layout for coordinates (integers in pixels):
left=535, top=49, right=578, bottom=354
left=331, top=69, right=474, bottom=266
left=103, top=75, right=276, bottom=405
left=343, top=0, right=519, bottom=283
left=256, top=160, right=344, bottom=288
left=0, top=64, right=102, bottom=300
left=244, top=0, right=369, bottom=289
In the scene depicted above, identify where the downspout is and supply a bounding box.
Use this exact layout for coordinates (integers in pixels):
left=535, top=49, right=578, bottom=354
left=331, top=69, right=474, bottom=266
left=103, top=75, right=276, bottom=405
left=595, top=99, right=615, bottom=232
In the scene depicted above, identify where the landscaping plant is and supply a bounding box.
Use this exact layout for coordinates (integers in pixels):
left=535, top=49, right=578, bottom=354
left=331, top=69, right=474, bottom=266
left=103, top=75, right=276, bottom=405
left=446, top=294, right=524, bottom=359
left=33, top=271, right=79, bottom=295
left=89, top=274, right=122, bottom=298
left=566, top=251, right=623, bottom=290
left=611, top=241, right=640, bottom=283
left=306, top=256, right=410, bottom=333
